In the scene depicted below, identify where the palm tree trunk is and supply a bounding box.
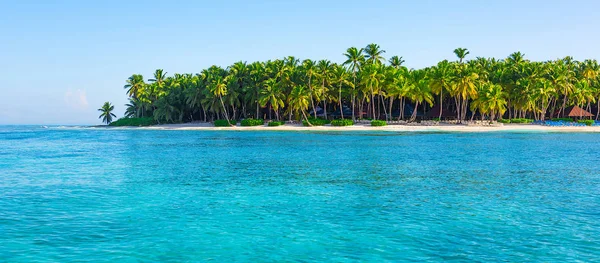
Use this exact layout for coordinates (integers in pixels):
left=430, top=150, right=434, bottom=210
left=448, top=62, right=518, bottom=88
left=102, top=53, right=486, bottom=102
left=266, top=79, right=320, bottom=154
left=381, top=95, right=388, bottom=121
left=351, top=94, right=356, bottom=121
left=462, top=99, right=469, bottom=120
left=586, top=102, right=591, bottom=115
left=410, top=101, right=419, bottom=122
left=219, top=95, right=232, bottom=126
left=359, top=97, right=365, bottom=119
left=370, top=84, right=375, bottom=119
left=308, top=78, right=317, bottom=118
left=256, top=102, right=260, bottom=119
left=596, top=100, right=600, bottom=120
left=400, top=97, right=405, bottom=120
left=339, top=84, right=344, bottom=119
left=438, top=90, right=443, bottom=120
left=455, top=96, right=461, bottom=122
left=302, top=110, right=311, bottom=126
left=560, top=92, right=568, bottom=117
left=388, top=97, right=394, bottom=122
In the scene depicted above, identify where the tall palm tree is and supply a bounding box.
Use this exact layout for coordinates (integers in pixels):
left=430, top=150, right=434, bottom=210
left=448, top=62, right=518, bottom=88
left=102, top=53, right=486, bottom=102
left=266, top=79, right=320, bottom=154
left=98, top=102, right=116, bottom=124
left=332, top=65, right=352, bottom=119
left=124, top=74, right=146, bottom=99
left=429, top=60, right=453, bottom=119
left=149, top=69, right=167, bottom=85
left=477, top=83, right=507, bottom=121
left=342, top=47, right=365, bottom=120
left=452, top=65, right=479, bottom=120
left=365, top=43, right=386, bottom=65
left=301, top=59, right=319, bottom=117
left=453, top=48, right=470, bottom=64
left=317, top=60, right=333, bottom=118
left=507, top=52, right=526, bottom=65
left=361, top=64, right=385, bottom=118
left=259, top=78, right=285, bottom=120
left=288, top=85, right=312, bottom=125
left=388, top=56, right=405, bottom=69
left=405, top=70, right=434, bottom=121
left=209, top=76, right=232, bottom=124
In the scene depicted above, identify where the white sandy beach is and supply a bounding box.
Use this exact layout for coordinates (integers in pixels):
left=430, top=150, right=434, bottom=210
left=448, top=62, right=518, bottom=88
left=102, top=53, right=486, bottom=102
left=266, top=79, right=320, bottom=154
left=124, top=122, right=600, bottom=133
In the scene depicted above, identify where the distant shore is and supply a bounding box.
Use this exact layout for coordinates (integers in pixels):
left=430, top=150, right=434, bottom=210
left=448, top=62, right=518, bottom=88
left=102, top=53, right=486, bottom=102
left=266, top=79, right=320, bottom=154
left=98, top=122, right=600, bottom=133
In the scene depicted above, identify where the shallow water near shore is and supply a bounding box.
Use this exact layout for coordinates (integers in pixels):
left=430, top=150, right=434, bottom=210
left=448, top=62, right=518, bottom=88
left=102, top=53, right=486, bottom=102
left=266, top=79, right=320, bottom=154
left=1, top=126, right=600, bottom=262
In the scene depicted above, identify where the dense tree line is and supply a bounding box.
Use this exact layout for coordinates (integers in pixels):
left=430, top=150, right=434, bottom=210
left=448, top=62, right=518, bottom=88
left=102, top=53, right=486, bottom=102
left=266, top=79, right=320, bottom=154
left=114, top=44, right=600, bottom=125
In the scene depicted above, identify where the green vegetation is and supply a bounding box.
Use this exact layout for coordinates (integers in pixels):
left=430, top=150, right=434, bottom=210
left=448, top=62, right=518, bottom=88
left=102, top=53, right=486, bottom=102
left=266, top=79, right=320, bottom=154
left=578, top=120, right=595, bottom=126
left=267, top=121, right=285, bottom=126
left=109, top=117, right=156, bottom=126
left=240, top=118, right=264, bottom=126
left=552, top=118, right=574, bottom=122
left=98, top=102, right=116, bottom=124
left=498, top=118, right=534, bottom=124
left=509, top=118, right=534, bottom=124
left=303, top=118, right=330, bottom=126
left=108, top=44, right=600, bottom=125
left=331, top=119, right=354, bottom=126
left=214, top=119, right=236, bottom=127
left=371, top=120, right=387, bottom=126
left=497, top=118, right=533, bottom=124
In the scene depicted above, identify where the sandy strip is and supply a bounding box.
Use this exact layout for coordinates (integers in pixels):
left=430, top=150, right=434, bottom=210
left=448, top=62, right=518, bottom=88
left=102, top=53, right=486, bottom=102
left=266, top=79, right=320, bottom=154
left=116, top=123, right=600, bottom=133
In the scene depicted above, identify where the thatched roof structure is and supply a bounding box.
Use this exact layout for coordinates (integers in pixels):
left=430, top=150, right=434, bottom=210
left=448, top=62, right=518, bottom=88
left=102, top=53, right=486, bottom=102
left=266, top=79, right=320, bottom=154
left=564, top=106, right=593, bottom=117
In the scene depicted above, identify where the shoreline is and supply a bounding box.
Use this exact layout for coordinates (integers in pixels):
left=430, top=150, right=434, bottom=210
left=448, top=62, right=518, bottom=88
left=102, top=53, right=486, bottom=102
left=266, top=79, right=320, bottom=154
left=94, top=123, right=600, bottom=133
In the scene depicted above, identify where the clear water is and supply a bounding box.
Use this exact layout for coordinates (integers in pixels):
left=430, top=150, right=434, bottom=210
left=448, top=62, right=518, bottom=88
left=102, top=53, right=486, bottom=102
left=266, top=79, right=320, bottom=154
left=1, top=126, right=599, bottom=262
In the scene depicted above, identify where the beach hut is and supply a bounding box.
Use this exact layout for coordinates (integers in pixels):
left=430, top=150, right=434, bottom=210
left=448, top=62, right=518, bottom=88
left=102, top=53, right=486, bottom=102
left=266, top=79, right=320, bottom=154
left=564, top=105, right=593, bottom=118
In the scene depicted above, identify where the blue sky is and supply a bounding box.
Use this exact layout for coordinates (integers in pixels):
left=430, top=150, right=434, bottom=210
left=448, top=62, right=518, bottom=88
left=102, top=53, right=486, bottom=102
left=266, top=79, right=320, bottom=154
left=1, top=0, right=599, bottom=124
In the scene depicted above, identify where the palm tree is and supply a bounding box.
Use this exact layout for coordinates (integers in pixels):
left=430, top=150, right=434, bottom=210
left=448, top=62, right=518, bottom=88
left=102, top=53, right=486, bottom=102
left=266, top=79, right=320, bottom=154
left=124, top=98, right=138, bottom=118
left=259, top=78, right=285, bottom=120
left=507, top=52, right=526, bottom=65
left=453, top=48, right=470, bottom=64
left=478, top=83, right=507, bottom=121
left=361, top=64, right=386, bottom=119
left=365, top=43, right=386, bottom=65
left=429, top=60, right=453, bottom=120
left=149, top=69, right=167, bottom=85
left=342, top=47, right=365, bottom=120
left=332, top=65, right=352, bottom=119
left=288, top=85, right=312, bottom=125
left=301, top=59, right=319, bottom=117
left=452, top=64, right=479, bottom=121
left=98, top=102, right=116, bottom=124
left=208, top=76, right=232, bottom=124
left=405, top=70, right=434, bottom=121
left=388, top=56, right=405, bottom=69
left=124, top=74, right=146, bottom=99
left=317, top=59, right=333, bottom=118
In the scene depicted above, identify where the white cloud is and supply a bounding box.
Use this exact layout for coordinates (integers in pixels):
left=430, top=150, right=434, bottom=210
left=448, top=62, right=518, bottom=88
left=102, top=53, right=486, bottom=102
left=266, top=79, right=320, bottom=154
left=64, top=89, right=89, bottom=110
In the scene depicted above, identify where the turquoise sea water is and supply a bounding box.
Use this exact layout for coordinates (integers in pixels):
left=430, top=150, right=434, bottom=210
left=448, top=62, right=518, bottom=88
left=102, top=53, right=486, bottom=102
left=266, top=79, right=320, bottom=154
left=1, top=126, right=599, bottom=262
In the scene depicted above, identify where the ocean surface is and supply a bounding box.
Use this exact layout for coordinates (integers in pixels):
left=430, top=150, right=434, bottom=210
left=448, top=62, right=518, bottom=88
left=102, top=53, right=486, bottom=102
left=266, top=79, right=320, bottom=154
left=1, top=126, right=599, bottom=262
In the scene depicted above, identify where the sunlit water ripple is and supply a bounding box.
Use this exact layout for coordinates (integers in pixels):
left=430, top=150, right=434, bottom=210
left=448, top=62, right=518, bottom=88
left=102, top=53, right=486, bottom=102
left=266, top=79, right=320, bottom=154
left=1, top=126, right=599, bottom=262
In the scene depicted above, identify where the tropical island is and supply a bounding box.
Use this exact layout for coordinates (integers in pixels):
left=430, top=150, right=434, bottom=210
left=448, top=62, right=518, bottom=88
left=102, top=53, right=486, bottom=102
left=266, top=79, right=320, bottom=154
left=98, top=44, right=600, bottom=130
